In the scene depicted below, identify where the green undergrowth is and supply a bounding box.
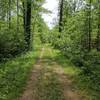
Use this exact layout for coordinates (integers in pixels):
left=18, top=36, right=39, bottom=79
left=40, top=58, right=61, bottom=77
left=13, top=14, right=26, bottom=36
left=0, top=46, right=40, bottom=100
left=42, top=44, right=81, bottom=76
left=54, top=49, right=100, bottom=100
left=50, top=47, right=100, bottom=100
left=74, top=73, right=100, bottom=100
left=44, top=45, right=100, bottom=100
left=48, top=47, right=81, bottom=76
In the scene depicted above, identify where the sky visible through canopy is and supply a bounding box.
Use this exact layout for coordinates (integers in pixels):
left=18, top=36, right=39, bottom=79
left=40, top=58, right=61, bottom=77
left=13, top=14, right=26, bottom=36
left=42, top=0, right=59, bottom=29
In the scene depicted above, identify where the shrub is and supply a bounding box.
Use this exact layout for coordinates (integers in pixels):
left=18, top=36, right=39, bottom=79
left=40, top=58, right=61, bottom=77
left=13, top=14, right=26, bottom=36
left=0, top=29, right=25, bottom=61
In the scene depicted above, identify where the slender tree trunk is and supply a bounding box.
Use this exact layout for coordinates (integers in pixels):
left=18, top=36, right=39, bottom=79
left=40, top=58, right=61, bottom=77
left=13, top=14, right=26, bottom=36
left=8, top=0, right=11, bottom=29
left=23, top=0, right=32, bottom=50
left=96, top=0, right=100, bottom=51
left=88, top=0, right=92, bottom=51
left=7, top=8, right=9, bottom=28
left=59, top=0, right=64, bottom=32
left=17, top=0, right=19, bottom=32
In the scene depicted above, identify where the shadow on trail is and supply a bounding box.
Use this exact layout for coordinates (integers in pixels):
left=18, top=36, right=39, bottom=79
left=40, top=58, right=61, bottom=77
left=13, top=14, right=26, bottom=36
left=41, top=51, right=75, bottom=71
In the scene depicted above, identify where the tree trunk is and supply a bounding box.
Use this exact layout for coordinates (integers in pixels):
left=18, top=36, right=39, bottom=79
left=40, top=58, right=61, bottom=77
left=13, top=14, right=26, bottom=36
left=17, top=0, right=19, bottom=32
left=8, top=0, right=11, bottom=29
left=23, top=0, right=32, bottom=50
left=88, top=0, right=92, bottom=51
left=96, top=0, right=100, bottom=51
left=59, top=0, right=64, bottom=33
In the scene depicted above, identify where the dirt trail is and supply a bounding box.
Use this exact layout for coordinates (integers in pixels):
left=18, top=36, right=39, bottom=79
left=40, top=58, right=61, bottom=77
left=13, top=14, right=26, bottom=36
left=19, top=48, right=45, bottom=100
left=19, top=47, right=84, bottom=100
left=48, top=48, right=83, bottom=100
left=52, top=63, right=83, bottom=100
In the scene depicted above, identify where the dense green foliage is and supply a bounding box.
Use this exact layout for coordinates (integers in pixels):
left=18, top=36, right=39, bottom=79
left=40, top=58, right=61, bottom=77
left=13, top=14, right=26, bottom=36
left=44, top=0, right=100, bottom=99
left=0, top=45, right=40, bottom=100
left=0, top=0, right=49, bottom=99
left=0, top=0, right=100, bottom=99
left=0, top=0, right=48, bottom=61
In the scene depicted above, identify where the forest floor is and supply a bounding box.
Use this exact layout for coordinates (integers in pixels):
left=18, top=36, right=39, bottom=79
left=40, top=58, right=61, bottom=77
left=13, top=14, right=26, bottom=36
left=19, top=46, right=85, bottom=100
